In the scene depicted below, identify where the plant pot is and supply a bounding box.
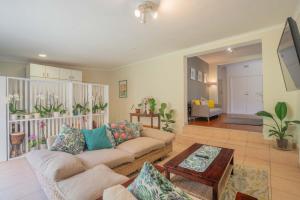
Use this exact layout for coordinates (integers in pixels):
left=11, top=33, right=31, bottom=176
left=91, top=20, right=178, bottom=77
left=53, top=112, right=60, bottom=118
left=34, top=113, right=40, bottom=119
left=135, top=109, right=141, bottom=114
left=40, top=144, right=47, bottom=150
left=276, top=139, right=288, bottom=149
left=149, top=110, right=154, bottom=115
left=10, top=114, right=18, bottom=120
left=24, top=114, right=31, bottom=120
left=100, top=110, right=105, bottom=114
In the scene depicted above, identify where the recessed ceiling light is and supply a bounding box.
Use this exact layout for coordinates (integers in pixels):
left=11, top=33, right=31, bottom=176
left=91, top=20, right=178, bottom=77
left=226, top=47, right=233, bottom=53
left=38, top=53, right=47, bottom=58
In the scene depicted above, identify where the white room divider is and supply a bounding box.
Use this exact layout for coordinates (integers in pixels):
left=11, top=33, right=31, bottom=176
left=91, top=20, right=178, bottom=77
left=0, top=76, right=109, bottom=161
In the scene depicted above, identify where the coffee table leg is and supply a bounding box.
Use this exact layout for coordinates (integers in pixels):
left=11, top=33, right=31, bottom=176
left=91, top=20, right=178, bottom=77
left=231, top=157, right=234, bottom=175
left=166, top=171, right=170, bottom=180
left=213, top=184, right=218, bottom=200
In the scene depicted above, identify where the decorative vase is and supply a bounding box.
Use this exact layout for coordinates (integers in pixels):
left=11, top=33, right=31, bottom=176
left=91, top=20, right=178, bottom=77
left=40, top=144, right=47, bottom=150
left=34, top=113, right=40, bottom=119
left=135, top=109, right=141, bottom=114
left=53, top=112, right=60, bottom=118
left=276, top=139, right=288, bottom=149
left=10, top=114, right=18, bottom=120
left=24, top=114, right=31, bottom=120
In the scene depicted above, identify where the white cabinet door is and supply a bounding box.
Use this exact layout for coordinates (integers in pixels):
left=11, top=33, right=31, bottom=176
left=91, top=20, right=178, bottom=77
left=246, top=75, right=263, bottom=114
left=45, top=66, right=60, bottom=79
left=30, top=64, right=45, bottom=78
left=59, top=68, right=72, bottom=80
left=230, top=76, right=248, bottom=114
left=71, top=70, right=82, bottom=81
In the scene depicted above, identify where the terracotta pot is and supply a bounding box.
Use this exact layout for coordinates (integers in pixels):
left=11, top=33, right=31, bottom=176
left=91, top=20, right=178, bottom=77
left=149, top=110, right=154, bottom=115
left=135, top=109, right=141, bottom=114
left=276, top=139, right=288, bottom=149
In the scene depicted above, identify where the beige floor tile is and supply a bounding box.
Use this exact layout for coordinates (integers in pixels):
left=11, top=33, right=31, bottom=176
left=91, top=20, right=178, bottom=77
left=270, top=148, right=299, bottom=167
left=228, top=130, right=248, bottom=142
left=245, top=147, right=270, bottom=161
left=271, top=189, right=300, bottom=200
left=247, top=142, right=269, bottom=151
left=271, top=176, right=300, bottom=196
left=271, top=162, right=300, bottom=183
left=243, top=157, right=270, bottom=170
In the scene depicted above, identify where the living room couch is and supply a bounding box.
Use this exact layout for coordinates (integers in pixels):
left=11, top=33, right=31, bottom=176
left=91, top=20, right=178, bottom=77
left=26, top=127, right=175, bottom=200
left=191, top=103, right=222, bottom=121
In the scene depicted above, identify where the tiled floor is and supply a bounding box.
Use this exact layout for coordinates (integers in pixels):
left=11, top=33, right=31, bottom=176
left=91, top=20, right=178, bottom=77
left=159, top=125, right=300, bottom=200
left=0, top=125, right=299, bottom=199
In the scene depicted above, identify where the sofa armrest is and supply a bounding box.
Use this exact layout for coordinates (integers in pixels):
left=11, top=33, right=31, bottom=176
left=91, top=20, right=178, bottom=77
left=141, top=128, right=175, bottom=145
left=191, top=104, right=209, bottom=117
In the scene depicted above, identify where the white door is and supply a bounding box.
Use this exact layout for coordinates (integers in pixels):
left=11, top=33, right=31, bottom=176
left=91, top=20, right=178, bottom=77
left=45, top=66, right=60, bottom=79
left=230, top=77, right=248, bottom=114
left=230, top=75, right=263, bottom=114
left=246, top=76, right=263, bottom=114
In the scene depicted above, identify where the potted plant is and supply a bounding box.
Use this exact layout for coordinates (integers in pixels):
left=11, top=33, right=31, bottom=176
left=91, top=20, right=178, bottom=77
left=148, top=98, right=156, bottom=114
left=81, top=102, right=90, bottom=115
left=7, top=94, right=24, bottom=120
left=73, top=102, right=82, bottom=116
left=60, top=108, right=68, bottom=117
left=99, top=102, right=108, bottom=114
left=256, top=102, right=300, bottom=150
left=29, top=135, right=38, bottom=151
left=52, top=101, right=62, bottom=118
left=159, top=103, right=176, bottom=133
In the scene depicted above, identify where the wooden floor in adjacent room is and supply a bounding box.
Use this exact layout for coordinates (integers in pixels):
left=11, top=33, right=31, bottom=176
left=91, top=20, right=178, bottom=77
left=188, top=114, right=263, bottom=133
left=0, top=126, right=299, bottom=200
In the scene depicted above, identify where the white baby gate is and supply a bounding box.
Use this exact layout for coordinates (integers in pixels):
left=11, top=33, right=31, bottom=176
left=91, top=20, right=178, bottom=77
left=0, top=76, right=109, bottom=161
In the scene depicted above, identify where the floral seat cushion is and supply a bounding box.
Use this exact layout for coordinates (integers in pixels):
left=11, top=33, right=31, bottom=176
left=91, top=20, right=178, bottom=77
left=128, top=162, right=192, bottom=200
left=51, top=125, right=85, bottom=155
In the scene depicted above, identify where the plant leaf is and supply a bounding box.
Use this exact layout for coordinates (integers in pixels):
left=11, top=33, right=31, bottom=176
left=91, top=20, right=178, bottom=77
left=286, top=120, right=300, bottom=124
left=256, top=111, right=273, bottom=119
left=275, top=102, right=287, bottom=121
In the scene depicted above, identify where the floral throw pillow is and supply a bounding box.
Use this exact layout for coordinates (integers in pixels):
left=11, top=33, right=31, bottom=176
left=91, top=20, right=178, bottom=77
left=51, top=124, right=85, bottom=155
left=105, top=124, right=117, bottom=148
left=128, top=162, right=192, bottom=200
left=125, top=122, right=143, bottom=138
left=107, top=121, right=132, bottom=145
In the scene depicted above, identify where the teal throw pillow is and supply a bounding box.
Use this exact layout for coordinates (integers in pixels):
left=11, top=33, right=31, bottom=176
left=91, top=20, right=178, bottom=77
left=81, top=126, right=112, bottom=151
left=128, top=162, right=192, bottom=200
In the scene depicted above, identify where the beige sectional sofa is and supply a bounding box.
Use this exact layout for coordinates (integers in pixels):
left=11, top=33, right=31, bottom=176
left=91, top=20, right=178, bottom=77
left=26, top=127, right=175, bottom=200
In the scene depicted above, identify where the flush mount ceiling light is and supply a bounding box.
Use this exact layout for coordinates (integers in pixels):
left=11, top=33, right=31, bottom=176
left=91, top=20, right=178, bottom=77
left=134, top=0, right=159, bottom=24
left=38, top=53, right=47, bottom=58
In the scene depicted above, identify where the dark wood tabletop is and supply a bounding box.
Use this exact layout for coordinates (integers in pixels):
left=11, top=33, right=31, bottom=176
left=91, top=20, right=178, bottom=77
left=164, top=143, right=234, bottom=200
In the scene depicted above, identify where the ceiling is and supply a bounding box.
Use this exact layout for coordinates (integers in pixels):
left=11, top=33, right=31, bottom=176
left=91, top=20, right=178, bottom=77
left=0, top=0, right=298, bottom=70
left=199, top=43, right=262, bottom=65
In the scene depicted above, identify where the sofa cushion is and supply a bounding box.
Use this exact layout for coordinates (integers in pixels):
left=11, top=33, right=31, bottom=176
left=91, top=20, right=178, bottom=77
left=103, top=185, right=137, bottom=200
left=128, top=162, right=192, bottom=200
left=117, top=137, right=165, bottom=158
left=57, top=164, right=129, bottom=200
left=142, top=127, right=175, bottom=145
left=81, top=126, right=113, bottom=151
left=51, top=125, right=85, bottom=155
left=76, top=148, right=134, bottom=169
left=26, top=150, right=85, bottom=181
left=107, top=121, right=132, bottom=145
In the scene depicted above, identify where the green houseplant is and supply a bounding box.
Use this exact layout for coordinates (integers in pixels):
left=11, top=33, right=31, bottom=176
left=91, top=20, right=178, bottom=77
left=256, top=102, right=300, bottom=149
left=148, top=98, right=156, bottom=114
left=159, top=103, right=175, bottom=133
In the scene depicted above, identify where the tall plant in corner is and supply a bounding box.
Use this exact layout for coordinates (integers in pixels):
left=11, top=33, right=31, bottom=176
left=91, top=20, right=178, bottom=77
left=159, top=103, right=175, bottom=133
left=256, top=102, right=300, bottom=149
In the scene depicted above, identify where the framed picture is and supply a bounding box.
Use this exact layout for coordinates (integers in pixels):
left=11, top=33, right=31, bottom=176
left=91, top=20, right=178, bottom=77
left=197, top=70, right=203, bottom=82
left=204, top=73, right=208, bottom=83
left=190, top=68, right=196, bottom=80
left=119, top=80, right=127, bottom=98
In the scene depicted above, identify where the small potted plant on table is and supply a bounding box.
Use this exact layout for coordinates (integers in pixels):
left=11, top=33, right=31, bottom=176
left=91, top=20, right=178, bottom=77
left=256, top=102, right=300, bottom=150
left=148, top=98, right=156, bottom=115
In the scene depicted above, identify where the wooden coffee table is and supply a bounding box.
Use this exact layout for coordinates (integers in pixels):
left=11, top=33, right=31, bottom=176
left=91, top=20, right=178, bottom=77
left=164, top=143, right=234, bottom=200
